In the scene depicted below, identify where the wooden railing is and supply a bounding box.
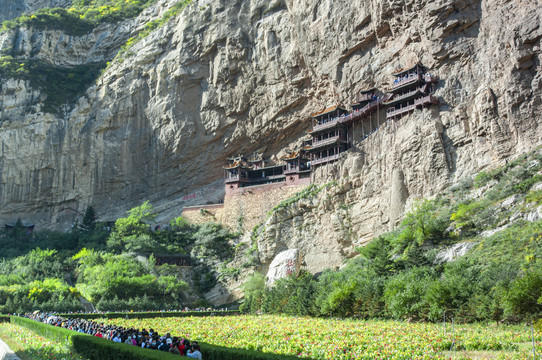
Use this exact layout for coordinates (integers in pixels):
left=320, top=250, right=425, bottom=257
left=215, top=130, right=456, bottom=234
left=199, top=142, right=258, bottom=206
left=311, top=99, right=385, bottom=133
left=311, top=154, right=340, bottom=166
left=390, top=73, right=422, bottom=89
left=386, top=95, right=438, bottom=119
left=225, top=175, right=248, bottom=183
left=312, top=117, right=343, bottom=132
left=385, top=88, right=421, bottom=105
left=310, top=135, right=345, bottom=148
left=386, top=104, right=416, bottom=118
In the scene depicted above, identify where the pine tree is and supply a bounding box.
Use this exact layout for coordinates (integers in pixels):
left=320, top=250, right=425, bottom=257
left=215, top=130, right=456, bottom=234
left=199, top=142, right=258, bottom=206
left=78, top=206, right=97, bottom=233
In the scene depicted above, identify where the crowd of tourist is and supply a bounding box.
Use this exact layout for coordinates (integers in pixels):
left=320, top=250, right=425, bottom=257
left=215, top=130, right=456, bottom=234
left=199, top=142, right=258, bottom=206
left=25, top=312, right=203, bottom=359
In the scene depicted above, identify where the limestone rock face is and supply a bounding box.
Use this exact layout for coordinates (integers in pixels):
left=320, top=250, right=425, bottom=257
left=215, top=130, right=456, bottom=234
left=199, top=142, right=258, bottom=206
left=0, top=0, right=71, bottom=22
left=265, top=249, right=301, bottom=287
left=0, top=0, right=541, bottom=255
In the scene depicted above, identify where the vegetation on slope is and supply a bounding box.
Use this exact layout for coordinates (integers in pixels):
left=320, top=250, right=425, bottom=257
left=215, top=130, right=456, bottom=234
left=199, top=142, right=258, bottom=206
left=0, top=202, right=237, bottom=313
left=1, top=0, right=159, bottom=36
left=0, top=0, right=192, bottom=115
left=0, top=57, right=105, bottom=114
left=242, top=149, right=542, bottom=323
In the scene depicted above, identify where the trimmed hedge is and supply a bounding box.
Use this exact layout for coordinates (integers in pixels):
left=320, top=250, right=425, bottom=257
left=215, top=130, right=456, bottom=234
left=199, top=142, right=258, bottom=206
left=11, top=316, right=74, bottom=344
left=58, top=310, right=239, bottom=320
left=71, top=335, right=182, bottom=360
left=11, top=316, right=312, bottom=360
left=72, top=336, right=311, bottom=360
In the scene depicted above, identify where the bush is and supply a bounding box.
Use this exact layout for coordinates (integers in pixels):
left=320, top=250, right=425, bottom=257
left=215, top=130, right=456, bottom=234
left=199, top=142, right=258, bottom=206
left=503, top=267, right=542, bottom=321
left=262, top=271, right=317, bottom=316
left=11, top=316, right=74, bottom=344
left=315, top=259, right=385, bottom=318
left=383, top=267, right=436, bottom=321
left=71, top=335, right=183, bottom=360
left=0, top=58, right=106, bottom=114
left=57, top=310, right=240, bottom=320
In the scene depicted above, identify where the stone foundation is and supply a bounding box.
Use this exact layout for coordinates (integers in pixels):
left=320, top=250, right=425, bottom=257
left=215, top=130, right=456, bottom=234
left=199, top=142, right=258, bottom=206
left=182, top=184, right=307, bottom=232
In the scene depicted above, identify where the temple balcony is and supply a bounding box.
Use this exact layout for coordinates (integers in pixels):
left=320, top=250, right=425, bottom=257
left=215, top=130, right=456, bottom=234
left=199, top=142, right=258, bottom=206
left=225, top=175, right=249, bottom=183
left=384, top=89, right=423, bottom=107
left=348, top=99, right=381, bottom=122
left=309, top=136, right=346, bottom=150
left=311, top=154, right=340, bottom=166
left=390, top=73, right=422, bottom=90
left=386, top=104, right=417, bottom=119
left=284, top=166, right=310, bottom=175
left=386, top=95, right=439, bottom=119
left=312, top=116, right=346, bottom=133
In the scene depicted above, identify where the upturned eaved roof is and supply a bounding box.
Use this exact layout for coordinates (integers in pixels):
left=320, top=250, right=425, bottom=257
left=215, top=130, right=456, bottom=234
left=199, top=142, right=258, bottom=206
left=392, top=63, right=425, bottom=77
left=310, top=104, right=346, bottom=118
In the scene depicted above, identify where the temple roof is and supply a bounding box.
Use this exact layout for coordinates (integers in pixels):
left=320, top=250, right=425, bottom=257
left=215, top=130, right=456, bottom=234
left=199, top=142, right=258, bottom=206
left=359, top=87, right=376, bottom=94
left=392, top=63, right=426, bottom=77
left=281, top=151, right=301, bottom=160
left=310, top=104, right=347, bottom=118
left=224, top=160, right=251, bottom=170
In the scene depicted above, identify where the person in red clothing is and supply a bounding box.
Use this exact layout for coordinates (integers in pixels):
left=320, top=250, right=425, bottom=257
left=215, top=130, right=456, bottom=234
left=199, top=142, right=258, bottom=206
left=95, top=331, right=103, bottom=338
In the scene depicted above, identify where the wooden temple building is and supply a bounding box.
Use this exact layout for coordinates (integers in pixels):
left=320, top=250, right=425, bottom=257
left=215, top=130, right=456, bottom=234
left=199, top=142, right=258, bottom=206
left=281, top=148, right=311, bottom=186
left=224, top=154, right=287, bottom=195
left=384, top=63, right=439, bottom=120
left=223, top=63, right=439, bottom=193
left=307, top=105, right=349, bottom=168
left=4, top=221, right=34, bottom=238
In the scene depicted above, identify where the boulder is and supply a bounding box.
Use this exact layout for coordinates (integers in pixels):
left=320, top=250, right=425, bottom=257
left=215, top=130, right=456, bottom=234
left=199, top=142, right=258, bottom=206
left=266, top=249, right=301, bottom=287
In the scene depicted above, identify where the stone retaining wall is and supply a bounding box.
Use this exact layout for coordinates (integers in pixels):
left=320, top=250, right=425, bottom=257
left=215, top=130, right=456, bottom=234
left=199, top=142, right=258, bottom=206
left=182, top=184, right=307, bottom=231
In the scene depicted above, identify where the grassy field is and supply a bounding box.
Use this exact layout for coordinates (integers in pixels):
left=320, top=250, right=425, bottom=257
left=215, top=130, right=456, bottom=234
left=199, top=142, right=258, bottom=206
left=0, top=322, right=85, bottom=360
left=102, top=315, right=541, bottom=359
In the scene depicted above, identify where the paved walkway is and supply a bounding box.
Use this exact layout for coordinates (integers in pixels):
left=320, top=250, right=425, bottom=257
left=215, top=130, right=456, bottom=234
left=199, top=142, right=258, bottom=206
left=0, top=337, right=21, bottom=360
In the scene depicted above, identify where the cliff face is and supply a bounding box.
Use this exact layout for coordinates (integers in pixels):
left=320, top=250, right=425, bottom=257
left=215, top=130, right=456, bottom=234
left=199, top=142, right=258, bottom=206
left=0, top=0, right=71, bottom=22
left=0, top=0, right=541, bottom=244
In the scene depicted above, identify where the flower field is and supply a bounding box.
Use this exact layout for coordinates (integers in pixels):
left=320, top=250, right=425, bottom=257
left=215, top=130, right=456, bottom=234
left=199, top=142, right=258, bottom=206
left=0, top=322, right=85, bottom=360
left=102, top=315, right=542, bottom=359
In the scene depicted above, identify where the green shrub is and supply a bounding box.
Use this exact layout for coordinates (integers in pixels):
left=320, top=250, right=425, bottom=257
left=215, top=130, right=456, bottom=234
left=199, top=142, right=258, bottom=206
left=71, top=334, right=183, bottom=360
left=526, top=190, right=542, bottom=204
left=1, top=0, right=161, bottom=36
left=58, top=310, right=239, bottom=319
left=262, top=271, right=317, bottom=316
left=11, top=316, right=74, bottom=344
left=383, top=267, right=436, bottom=320
left=0, top=58, right=106, bottom=114
left=503, top=266, right=542, bottom=321
left=315, top=260, right=385, bottom=318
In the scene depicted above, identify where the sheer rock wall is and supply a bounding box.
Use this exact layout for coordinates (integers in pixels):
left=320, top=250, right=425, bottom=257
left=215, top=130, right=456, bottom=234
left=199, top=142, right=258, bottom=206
left=0, top=0, right=71, bottom=22
left=0, top=0, right=540, bottom=254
